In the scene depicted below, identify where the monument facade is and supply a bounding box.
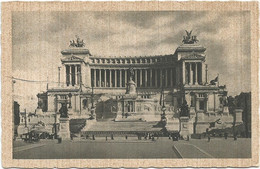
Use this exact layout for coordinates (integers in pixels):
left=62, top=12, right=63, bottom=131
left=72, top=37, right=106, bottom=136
left=18, top=31, right=243, bottom=138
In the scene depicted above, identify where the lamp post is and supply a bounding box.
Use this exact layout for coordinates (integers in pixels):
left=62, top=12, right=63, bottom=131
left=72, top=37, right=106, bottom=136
left=161, top=75, right=167, bottom=123
left=68, top=93, right=72, bottom=108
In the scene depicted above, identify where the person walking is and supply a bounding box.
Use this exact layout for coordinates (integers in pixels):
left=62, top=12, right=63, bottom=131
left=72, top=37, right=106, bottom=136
left=234, top=132, right=237, bottom=141
left=106, top=136, right=107, bottom=141
left=111, top=134, right=114, bottom=140
left=92, top=134, right=95, bottom=140
left=125, top=135, right=128, bottom=140
left=208, top=135, right=211, bottom=142
left=224, top=132, right=228, bottom=139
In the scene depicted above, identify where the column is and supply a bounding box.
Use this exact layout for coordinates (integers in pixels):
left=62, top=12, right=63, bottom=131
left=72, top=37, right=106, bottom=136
left=75, top=65, right=78, bottom=85
left=201, top=63, right=205, bottom=84
left=125, top=69, right=127, bottom=86
left=70, top=65, right=73, bottom=86
left=160, top=69, right=163, bottom=87
left=182, top=61, right=185, bottom=84
left=119, top=70, right=122, bottom=87
left=66, top=65, right=70, bottom=86
left=115, top=69, right=117, bottom=87
left=165, top=69, right=168, bottom=87
left=77, top=65, right=81, bottom=85
left=93, top=69, right=96, bottom=87
left=109, top=69, right=112, bottom=87
left=189, top=63, right=192, bottom=85
left=135, top=69, right=137, bottom=84
left=104, top=69, right=107, bottom=87
left=145, top=69, right=148, bottom=87
left=195, top=62, right=198, bottom=85
left=99, top=69, right=101, bottom=87
left=155, top=69, right=158, bottom=88
left=140, top=69, right=143, bottom=87
left=150, top=69, right=153, bottom=87
left=170, top=68, right=173, bottom=87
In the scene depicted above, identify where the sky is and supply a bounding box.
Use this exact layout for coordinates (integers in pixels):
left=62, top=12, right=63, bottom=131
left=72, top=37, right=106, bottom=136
left=12, top=11, right=251, bottom=112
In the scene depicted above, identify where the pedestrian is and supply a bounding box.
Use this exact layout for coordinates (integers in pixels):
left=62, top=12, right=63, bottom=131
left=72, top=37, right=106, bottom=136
left=92, top=134, right=95, bottom=140
left=125, top=135, right=128, bottom=140
left=208, top=135, right=211, bottom=142
left=111, top=134, right=114, bottom=140
left=106, top=136, right=107, bottom=141
left=234, top=133, right=237, bottom=141
left=224, top=132, right=228, bottom=139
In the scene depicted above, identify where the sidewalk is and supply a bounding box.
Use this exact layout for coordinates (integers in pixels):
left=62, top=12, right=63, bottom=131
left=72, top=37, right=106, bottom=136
left=72, top=136, right=157, bottom=143
left=13, top=143, right=46, bottom=153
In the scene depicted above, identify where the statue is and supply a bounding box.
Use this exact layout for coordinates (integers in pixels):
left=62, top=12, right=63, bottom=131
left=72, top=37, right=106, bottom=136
left=59, top=103, right=68, bottom=118
left=182, top=30, right=199, bottom=44
left=180, top=100, right=189, bottom=117
left=69, top=35, right=85, bottom=47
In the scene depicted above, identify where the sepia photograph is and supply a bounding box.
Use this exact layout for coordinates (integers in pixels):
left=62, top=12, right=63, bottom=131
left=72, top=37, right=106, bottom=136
left=2, top=1, right=259, bottom=168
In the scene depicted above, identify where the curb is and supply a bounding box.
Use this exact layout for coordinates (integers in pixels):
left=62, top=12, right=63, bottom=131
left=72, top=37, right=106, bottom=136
left=172, top=145, right=183, bottom=158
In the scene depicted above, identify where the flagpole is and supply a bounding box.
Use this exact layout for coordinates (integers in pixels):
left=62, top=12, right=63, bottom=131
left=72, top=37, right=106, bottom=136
left=217, top=73, right=219, bottom=87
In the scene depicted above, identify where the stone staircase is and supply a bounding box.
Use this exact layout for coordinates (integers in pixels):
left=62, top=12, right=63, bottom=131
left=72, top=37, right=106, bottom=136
left=69, top=119, right=87, bottom=134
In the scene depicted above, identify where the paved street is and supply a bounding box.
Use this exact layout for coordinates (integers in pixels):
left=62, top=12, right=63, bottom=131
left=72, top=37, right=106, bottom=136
left=13, top=137, right=251, bottom=159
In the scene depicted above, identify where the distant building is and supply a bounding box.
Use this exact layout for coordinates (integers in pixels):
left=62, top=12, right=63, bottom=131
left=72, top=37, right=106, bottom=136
left=18, top=31, right=243, bottom=138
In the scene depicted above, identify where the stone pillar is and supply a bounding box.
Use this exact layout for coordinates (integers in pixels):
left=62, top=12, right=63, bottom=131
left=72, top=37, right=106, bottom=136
left=155, top=69, right=158, bottom=88
left=75, top=65, right=77, bottom=85
left=160, top=69, right=163, bottom=87
left=145, top=69, right=148, bottom=87
left=140, top=69, right=142, bottom=87
left=70, top=65, right=73, bottom=86
left=189, top=63, right=192, bottom=85
left=99, top=69, right=101, bottom=87
left=119, top=70, right=122, bottom=87
left=85, top=63, right=91, bottom=88
left=170, top=68, right=173, bottom=87
left=59, top=117, right=70, bottom=140
left=195, top=63, right=198, bottom=85
left=125, top=69, right=127, bottom=86
left=165, top=69, right=168, bottom=87
left=150, top=69, right=153, bottom=87
left=135, top=69, right=137, bottom=84
left=182, top=61, right=185, bottom=84
left=104, top=69, right=107, bottom=87
left=109, top=69, right=112, bottom=87
left=179, top=116, right=190, bottom=140
left=176, top=66, right=179, bottom=87
left=115, top=69, right=117, bottom=87
left=93, top=69, right=96, bottom=87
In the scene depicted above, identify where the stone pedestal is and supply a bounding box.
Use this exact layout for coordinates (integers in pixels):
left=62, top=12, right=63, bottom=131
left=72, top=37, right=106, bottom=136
left=35, top=108, right=43, bottom=115
left=179, top=116, right=190, bottom=140
left=58, top=117, right=70, bottom=140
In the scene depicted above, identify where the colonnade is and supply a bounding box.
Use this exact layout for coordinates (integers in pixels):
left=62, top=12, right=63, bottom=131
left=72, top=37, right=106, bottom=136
left=91, top=68, right=177, bottom=88
left=66, top=65, right=81, bottom=86
left=183, top=62, right=202, bottom=85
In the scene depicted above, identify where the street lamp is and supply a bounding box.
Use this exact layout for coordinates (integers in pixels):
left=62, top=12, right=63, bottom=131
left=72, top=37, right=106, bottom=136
left=68, top=93, right=72, bottom=108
